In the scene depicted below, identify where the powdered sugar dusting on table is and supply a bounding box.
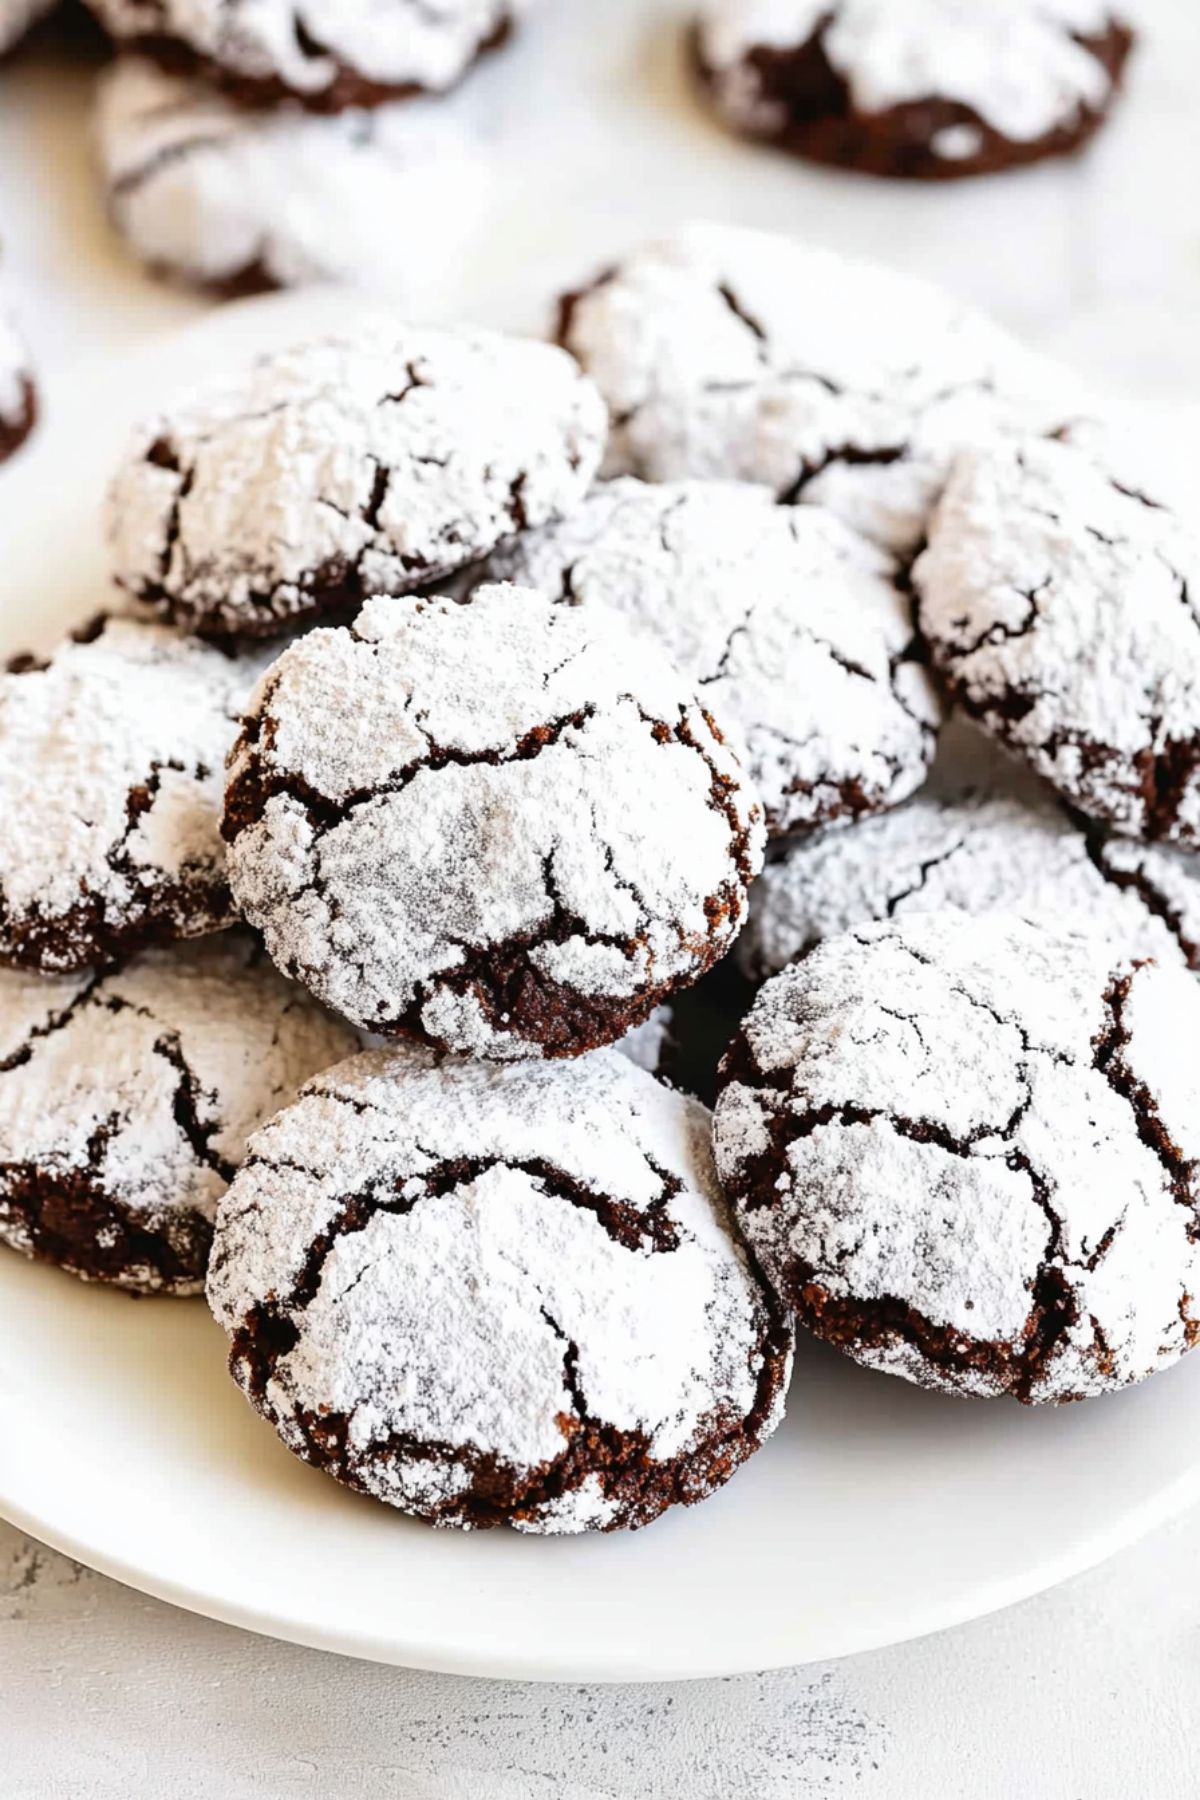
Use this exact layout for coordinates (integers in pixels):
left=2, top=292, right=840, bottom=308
left=224, top=585, right=764, bottom=1053
left=558, top=222, right=1088, bottom=556
left=715, top=910, right=1200, bottom=1403
left=484, top=478, right=943, bottom=835
left=106, top=322, right=607, bottom=636
left=208, top=1044, right=789, bottom=1531
left=698, top=0, right=1125, bottom=146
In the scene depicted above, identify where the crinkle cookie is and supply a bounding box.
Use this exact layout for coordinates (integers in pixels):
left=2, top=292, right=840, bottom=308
left=738, top=728, right=1200, bottom=980
left=695, top=0, right=1135, bottom=180
left=223, top=587, right=765, bottom=1058
left=95, top=56, right=486, bottom=298
left=714, top=910, right=1200, bottom=1404
left=0, top=934, right=356, bottom=1295
left=915, top=436, right=1200, bottom=847
left=481, top=479, right=943, bottom=837
left=81, top=0, right=528, bottom=110
left=0, top=309, right=35, bottom=466
left=106, top=323, right=606, bottom=639
left=207, top=1044, right=793, bottom=1531
left=556, top=222, right=1084, bottom=556
left=0, top=0, right=55, bottom=55
left=0, top=617, right=269, bottom=973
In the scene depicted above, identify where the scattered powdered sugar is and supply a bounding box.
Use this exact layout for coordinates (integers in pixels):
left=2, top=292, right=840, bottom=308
left=95, top=56, right=490, bottom=296
left=558, top=222, right=1087, bottom=556
left=697, top=0, right=1125, bottom=146
left=0, top=307, right=33, bottom=449
left=482, top=479, right=943, bottom=836
left=224, top=586, right=765, bottom=1055
left=84, top=0, right=531, bottom=101
left=915, top=434, right=1200, bottom=845
left=714, top=909, right=1200, bottom=1403
left=0, top=934, right=357, bottom=1294
left=106, top=321, right=607, bottom=637
left=207, top=1043, right=791, bottom=1531
left=738, top=726, right=1196, bottom=980
left=0, top=0, right=53, bottom=54
left=0, top=617, right=272, bottom=971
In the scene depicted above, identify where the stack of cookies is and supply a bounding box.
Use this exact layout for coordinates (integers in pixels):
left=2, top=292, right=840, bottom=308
left=3, top=220, right=1199, bottom=1537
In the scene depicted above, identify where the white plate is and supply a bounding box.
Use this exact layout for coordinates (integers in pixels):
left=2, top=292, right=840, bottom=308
left=2, top=291, right=1200, bottom=1683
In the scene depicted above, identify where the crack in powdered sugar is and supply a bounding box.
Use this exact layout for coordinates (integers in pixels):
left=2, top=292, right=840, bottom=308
left=480, top=478, right=944, bottom=837
left=714, top=910, right=1200, bottom=1403
left=556, top=222, right=1088, bottom=556
left=0, top=934, right=358, bottom=1294
left=105, top=321, right=606, bottom=638
left=915, top=434, right=1200, bottom=846
left=207, top=1044, right=792, bottom=1531
left=222, top=586, right=764, bottom=1058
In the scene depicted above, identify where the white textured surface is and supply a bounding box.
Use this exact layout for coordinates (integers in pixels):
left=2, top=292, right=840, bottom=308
left=83, top=0, right=532, bottom=99
left=698, top=0, right=1123, bottom=143
left=0, top=305, right=31, bottom=431
left=209, top=1045, right=786, bottom=1530
left=95, top=56, right=490, bottom=295
left=483, top=479, right=942, bottom=835
left=1, top=0, right=1199, bottom=1779
left=226, top=587, right=763, bottom=1051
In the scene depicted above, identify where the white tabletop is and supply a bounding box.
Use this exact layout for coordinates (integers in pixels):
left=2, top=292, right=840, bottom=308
left=1, top=2, right=1199, bottom=1791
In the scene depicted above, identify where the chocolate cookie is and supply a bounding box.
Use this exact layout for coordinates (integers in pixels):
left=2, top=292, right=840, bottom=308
left=95, top=56, right=485, bottom=298
left=695, top=0, right=1134, bottom=180
left=714, top=910, right=1200, bottom=1404
left=0, top=934, right=356, bottom=1295
left=0, top=309, right=35, bottom=466
left=557, top=223, right=1084, bottom=556
left=915, top=436, right=1200, bottom=847
left=481, top=479, right=943, bottom=837
left=223, top=587, right=765, bottom=1057
left=0, top=0, right=55, bottom=55
left=739, top=723, right=1200, bottom=981
left=207, top=1044, right=793, bottom=1530
left=106, top=323, right=606, bottom=639
left=81, top=0, right=525, bottom=111
left=0, top=616, right=266, bottom=972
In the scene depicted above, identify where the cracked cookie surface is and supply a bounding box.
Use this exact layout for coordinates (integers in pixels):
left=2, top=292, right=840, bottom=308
left=106, top=322, right=606, bottom=639
left=695, top=0, right=1134, bottom=180
left=480, top=478, right=943, bottom=837
left=714, top=910, right=1200, bottom=1404
left=95, top=55, right=486, bottom=298
left=0, top=933, right=356, bottom=1294
left=207, top=1043, right=793, bottom=1530
left=0, top=308, right=35, bottom=466
left=739, top=721, right=1200, bottom=981
left=81, top=0, right=528, bottom=110
left=556, top=222, right=1085, bottom=557
left=223, top=586, right=765, bottom=1057
left=915, top=436, right=1200, bottom=847
left=0, top=616, right=270, bottom=972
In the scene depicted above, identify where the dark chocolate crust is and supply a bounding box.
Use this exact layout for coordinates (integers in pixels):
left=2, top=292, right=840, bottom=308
left=695, top=18, right=1135, bottom=181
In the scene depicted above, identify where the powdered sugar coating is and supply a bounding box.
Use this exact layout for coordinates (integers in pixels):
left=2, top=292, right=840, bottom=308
left=739, top=733, right=1198, bottom=981
left=207, top=1044, right=791, bottom=1531
left=714, top=910, right=1200, bottom=1403
left=224, top=586, right=765, bottom=1056
left=698, top=0, right=1127, bottom=147
left=558, top=223, right=1086, bottom=556
left=0, top=0, right=54, bottom=53
left=0, top=308, right=35, bottom=463
left=106, top=323, right=607, bottom=638
left=0, top=934, right=357, bottom=1294
left=482, top=479, right=943, bottom=836
left=915, top=436, right=1200, bottom=846
left=82, top=0, right=529, bottom=106
left=0, top=617, right=270, bottom=972
left=95, top=57, right=488, bottom=297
